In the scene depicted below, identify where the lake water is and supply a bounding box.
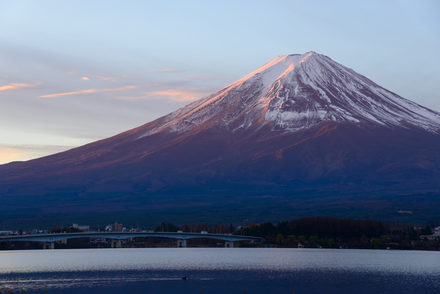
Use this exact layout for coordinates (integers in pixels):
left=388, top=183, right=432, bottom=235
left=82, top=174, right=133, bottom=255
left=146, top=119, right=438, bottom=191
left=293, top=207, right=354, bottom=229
left=0, top=248, right=439, bottom=293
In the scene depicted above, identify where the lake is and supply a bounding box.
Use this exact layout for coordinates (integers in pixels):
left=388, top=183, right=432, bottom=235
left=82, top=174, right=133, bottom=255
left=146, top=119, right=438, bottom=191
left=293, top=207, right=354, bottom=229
left=0, top=248, right=439, bottom=293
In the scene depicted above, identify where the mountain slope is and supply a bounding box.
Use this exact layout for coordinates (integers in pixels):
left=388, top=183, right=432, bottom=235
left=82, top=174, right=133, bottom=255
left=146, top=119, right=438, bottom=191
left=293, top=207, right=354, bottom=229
left=1, top=52, right=440, bottom=225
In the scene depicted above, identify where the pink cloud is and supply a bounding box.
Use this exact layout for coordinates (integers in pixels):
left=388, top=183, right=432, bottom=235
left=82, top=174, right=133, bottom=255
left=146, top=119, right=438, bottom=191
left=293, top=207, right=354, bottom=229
left=149, top=90, right=203, bottom=101
left=0, top=82, right=39, bottom=92
left=40, top=85, right=138, bottom=98
left=117, top=89, right=207, bottom=102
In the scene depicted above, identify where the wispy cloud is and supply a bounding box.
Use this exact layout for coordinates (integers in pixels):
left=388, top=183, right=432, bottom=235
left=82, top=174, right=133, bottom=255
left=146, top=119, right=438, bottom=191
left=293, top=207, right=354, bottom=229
left=40, top=85, right=138, bottom=98
left=0, top=82, right=39, bottom=92
left=68, top=71, right=117, bottom=82
left=118, top=89, right=208, bottom=102
left=159, top=68, right=182, bottom=73
left=149, top=90, right=204, bottom=101
left=95, top=75, right=117, bottom=82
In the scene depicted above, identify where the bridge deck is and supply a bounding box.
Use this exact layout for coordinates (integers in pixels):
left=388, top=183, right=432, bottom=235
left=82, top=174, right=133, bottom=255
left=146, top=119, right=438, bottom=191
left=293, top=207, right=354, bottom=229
left=0, top=232, right=262, bottom=243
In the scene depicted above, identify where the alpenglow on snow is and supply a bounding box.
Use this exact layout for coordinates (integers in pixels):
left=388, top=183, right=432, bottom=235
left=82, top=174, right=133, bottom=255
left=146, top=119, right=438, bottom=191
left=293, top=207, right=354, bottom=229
left=141, top=51, right=440, bottom=137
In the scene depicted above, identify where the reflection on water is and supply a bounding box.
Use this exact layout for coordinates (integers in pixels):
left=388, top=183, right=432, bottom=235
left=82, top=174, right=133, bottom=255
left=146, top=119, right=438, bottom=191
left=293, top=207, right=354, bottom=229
left=0, top=248, right=439, bottom=293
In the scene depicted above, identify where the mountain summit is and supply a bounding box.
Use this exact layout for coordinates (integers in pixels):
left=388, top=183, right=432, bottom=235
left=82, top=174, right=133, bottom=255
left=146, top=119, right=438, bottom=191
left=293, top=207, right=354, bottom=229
left=140, top=51, right=440, bottom=136
left=1, top=52, right=440, bottom=225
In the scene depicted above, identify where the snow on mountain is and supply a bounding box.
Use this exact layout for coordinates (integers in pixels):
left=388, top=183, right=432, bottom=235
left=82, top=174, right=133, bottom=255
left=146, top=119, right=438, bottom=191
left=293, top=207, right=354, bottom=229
left=140, top=51, right=440, bottom=137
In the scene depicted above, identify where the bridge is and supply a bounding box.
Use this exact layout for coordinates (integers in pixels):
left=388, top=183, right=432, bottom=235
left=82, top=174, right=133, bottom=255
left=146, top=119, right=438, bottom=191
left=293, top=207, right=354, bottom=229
left=0, top=232, right=262, bottom=249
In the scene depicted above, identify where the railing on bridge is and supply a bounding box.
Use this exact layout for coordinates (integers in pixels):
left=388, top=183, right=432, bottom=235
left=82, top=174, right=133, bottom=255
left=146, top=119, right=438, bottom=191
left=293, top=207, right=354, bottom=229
left=0, top=231, right=262, bottom=249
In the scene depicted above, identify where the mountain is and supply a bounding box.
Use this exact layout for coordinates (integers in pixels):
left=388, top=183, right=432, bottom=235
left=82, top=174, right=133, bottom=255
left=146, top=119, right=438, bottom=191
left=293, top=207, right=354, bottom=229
left=1, top=52, right=440, bottom=226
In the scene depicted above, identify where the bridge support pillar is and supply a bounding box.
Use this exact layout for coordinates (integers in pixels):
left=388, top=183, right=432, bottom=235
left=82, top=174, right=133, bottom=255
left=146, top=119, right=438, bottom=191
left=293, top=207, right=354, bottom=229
left=111, top=239, right=122, bottom=248
left=225, top=241, right=234, bottom=248
left=58, top=239, right=67, bottom=245
left=177, top=239, right=187, bottom=248
left=43, top=242, right=55, bottom=249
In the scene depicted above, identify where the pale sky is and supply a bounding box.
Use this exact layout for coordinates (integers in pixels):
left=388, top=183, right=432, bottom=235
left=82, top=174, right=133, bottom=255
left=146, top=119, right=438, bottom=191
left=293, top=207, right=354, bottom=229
left=1, top=0, right=439, bottom=163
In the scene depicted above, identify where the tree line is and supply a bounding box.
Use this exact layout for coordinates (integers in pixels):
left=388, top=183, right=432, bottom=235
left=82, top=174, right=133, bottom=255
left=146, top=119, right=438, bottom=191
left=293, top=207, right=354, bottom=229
left=154, top=217, right=438, bottom=250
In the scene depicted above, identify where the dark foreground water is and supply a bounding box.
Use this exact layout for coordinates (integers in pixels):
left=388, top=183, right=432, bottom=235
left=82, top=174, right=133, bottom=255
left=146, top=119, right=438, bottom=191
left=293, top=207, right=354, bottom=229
left=0, top=248, right=439, bottom=293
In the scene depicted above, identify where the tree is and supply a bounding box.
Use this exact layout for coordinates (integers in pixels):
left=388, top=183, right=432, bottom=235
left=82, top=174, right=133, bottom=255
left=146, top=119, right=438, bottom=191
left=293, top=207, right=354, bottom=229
left=276, top=233, right=284, bottom=246
left=50, top=226, right=62, bottom=233
left=155, top=222, right=178, bottom=232
left=421, top=224, right=432, bottom=235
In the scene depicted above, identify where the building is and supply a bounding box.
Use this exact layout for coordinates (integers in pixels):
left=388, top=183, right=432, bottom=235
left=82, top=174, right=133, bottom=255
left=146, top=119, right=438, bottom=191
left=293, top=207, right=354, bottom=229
left=104, top=222, right=123, bottom=232
left=72, top=224, right=90, bottom=232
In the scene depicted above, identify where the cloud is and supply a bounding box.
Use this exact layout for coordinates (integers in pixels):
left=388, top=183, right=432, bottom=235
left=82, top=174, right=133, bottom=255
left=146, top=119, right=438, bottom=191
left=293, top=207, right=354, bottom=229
left=0, top=82, right=39, bottom=92
left=149, top=90, right=203, bottom=101
left=95, top=75, right=117, bottom=82
left=159, top=68, right=182, bottom=73
left=68, top=72, right=117, bottom=82
left=40, top=85, right=138, bottom=98
left=118, top=89, right=208, bottom=102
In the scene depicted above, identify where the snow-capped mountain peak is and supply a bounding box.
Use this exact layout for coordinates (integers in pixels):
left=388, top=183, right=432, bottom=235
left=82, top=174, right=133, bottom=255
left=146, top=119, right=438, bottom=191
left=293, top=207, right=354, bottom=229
left=140, top=52, right=440, bottom=137
left=232, top=51, right=315, bottom=89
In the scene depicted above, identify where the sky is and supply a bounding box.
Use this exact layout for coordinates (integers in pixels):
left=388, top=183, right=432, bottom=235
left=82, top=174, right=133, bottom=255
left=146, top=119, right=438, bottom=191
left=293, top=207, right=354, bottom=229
left=1, top=0, right=439, bottom=164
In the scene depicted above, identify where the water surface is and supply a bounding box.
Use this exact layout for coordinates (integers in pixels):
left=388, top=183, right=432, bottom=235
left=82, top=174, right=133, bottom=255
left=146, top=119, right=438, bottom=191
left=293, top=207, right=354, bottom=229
left=0, top=248, right=439, bottom=293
